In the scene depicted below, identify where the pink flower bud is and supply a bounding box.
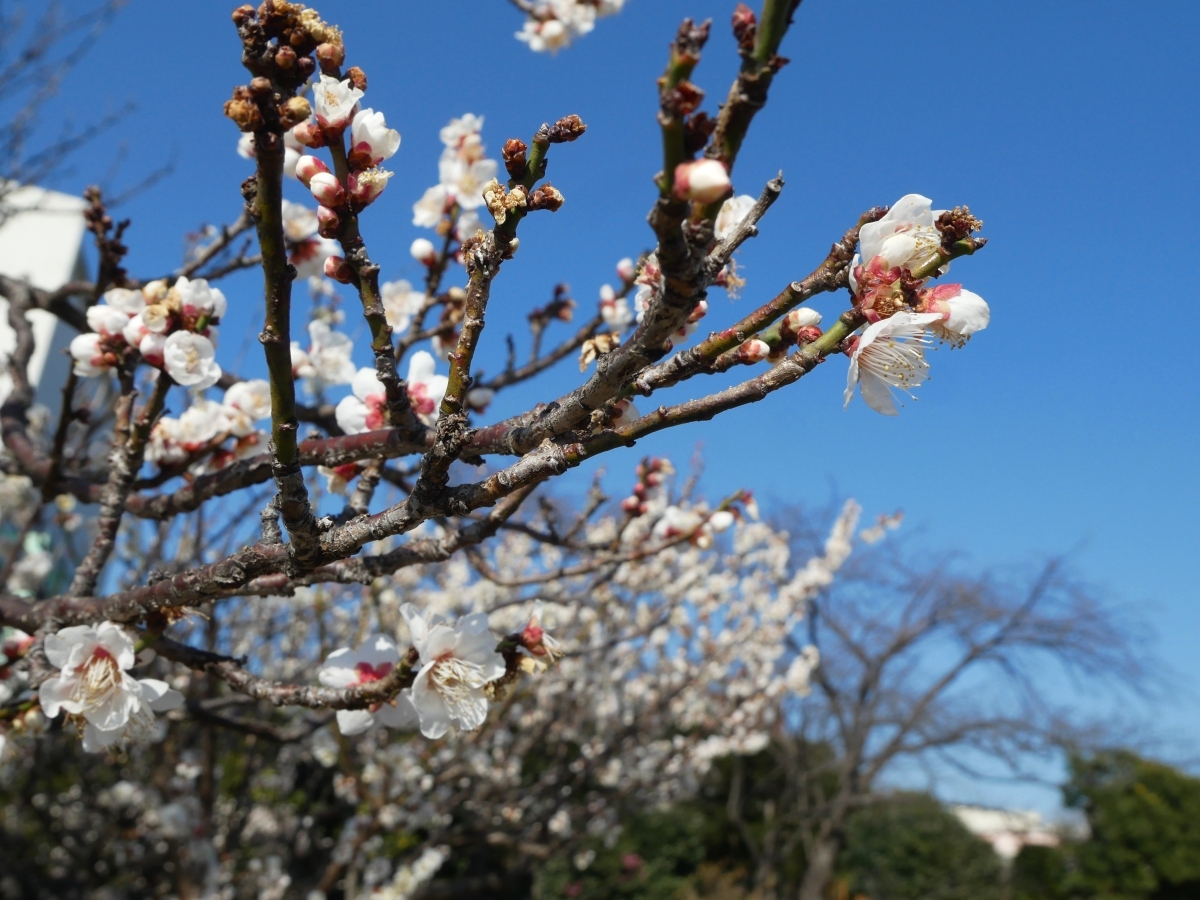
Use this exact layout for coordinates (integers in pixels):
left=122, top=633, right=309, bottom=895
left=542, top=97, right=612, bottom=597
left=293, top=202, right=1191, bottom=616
left=308, top=171, right=345, bottom=207
left=673, top=159, right=731, bottom=203
left=616, top=257, right=636, bottom=283
left=410, top=238, right=437, bottom=265
left=317, top=205, right=341, bottom=238
left=292, top=122, right=326, bottom=149
left=795, top=325, right=823, bottom=344
left=736, top=339, right=770, bottom=364
left=295, top=155, right=330, bottom=187
left=324, top=255, right=354, bottom=284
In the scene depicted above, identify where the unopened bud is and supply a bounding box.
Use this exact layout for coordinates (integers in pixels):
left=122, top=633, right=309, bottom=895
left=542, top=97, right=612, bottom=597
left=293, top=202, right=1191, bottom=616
left=292, top=121, right=325, bottom=148
left=249, top=76, right=273, bottom=98
left=280, top=96, right=311, bottom=128
left=503, top=138, right=528, bottom=180
left=275, top=45, right=297, bottom=69
left=297, top=56, right=316, bottom=79
left=317, top=205, right=340, bottom=237
left=528, top=183, right=565, bottom=212
left=315, top=41, right=345, bottom=72
left=232, top=4, right=256, bottom=25
left=673, top=158, right=731, bottom=203
left=223, top=95, right=262, bottom=132
left=410, top=237, right=437, bottom=266
left=345, top=66, right=367, bottom=92
left=795, top=325, right=823, bottom=344
left=736, top=338, right=770, bottom=364
left=324, top=255, right=354, bottom=284
left=295, top=155, right=330, bottom=187
left=731, top=3, right=757, bottom=52
left=616, top=257, right=636, bottom=283
left=547, top=114, right=587, bottom=143
left=781, top=307, right=822, bottom=340
left=308, top=171, right=345, bottom=206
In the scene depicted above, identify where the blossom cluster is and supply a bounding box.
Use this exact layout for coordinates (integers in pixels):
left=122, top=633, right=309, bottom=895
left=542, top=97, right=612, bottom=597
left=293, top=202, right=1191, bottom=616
left=70, top=280, right=226, bottom=389
left=515, top=0, right=628, bottom=53
left=410, top=113, right=492, bottom=250
left=843, top=194, right=991, bottom=415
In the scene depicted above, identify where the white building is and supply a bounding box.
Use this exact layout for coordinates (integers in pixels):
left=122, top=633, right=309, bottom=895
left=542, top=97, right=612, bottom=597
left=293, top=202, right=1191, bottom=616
left=952, top=804, right=1065, bottom=860
left=0, top=184, right=89, bottom=412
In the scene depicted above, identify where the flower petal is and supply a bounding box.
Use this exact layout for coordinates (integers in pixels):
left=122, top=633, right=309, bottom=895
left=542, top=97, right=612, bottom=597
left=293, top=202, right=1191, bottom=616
left=335, top=709, right=376, bottom=736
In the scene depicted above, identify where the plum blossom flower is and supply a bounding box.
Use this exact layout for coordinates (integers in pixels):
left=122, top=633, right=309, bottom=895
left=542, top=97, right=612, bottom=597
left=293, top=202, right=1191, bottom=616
left=843, top=311, right=942, bottom=416
left=410, top=238, right=437, bottom=265
left=281, top=201, right=340, bottom=278
left=849, top=193, right=947, bottom=294
left=38, top=622, right=183, bottom=753
left=916, top=283, right=991, bottom=346
left=318, top=635, right=418, bottom=736
left=101, top=287, right=145, bottom=315
left=406, top=351, right=448, bottom=425
left=438, top=152, right=498, bottom=211
left=517, top=601, right=564, bottom=674
left=86, top=304, right=132, bottom=341
left=163, top=332, right=221, bottom=389
left=348, top=166, right=392, bottom=207
left=335, top=367, right=387, bottom=435
left=221, top=380, right=272, bottom=437
left=412, top=184, right=455, bottom=228
left=599, top=284, right=633, bottom=331
left=173, top=277, right=227, bottom=321
left=400, top=604, right=506, bottom=739
left=381, top=279, right=426, bottom=331
left=311, top=74, right=363, bottom=134
left=318, top=462, right=362, bottom=495
left=291, top=320, right=356, bottom=393
left=348, top=108, right=401, bottom=168
left=515, top=0, right=624, bottom=52
left=69, top=333, right=115, bottom=376
left=714, top=194, right=757, bottom=242
left=308, top=170, right=345, bottom=207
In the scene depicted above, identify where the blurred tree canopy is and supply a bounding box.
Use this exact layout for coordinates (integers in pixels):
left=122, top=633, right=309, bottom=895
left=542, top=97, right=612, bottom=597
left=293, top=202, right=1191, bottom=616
left=1013, top=750, right=1200, bottom=900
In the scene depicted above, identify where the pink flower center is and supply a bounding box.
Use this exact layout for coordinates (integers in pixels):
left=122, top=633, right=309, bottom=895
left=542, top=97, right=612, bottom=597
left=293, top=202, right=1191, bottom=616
left=365, top=394, right=387, bottom=430
left=408, top=383, right=436, bottom=416
left=354, top=661, right=393, bottom=683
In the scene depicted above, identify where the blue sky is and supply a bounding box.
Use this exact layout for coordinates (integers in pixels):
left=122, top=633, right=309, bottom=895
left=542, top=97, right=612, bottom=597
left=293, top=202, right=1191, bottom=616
left=26, top=1, right=1199, bottom=811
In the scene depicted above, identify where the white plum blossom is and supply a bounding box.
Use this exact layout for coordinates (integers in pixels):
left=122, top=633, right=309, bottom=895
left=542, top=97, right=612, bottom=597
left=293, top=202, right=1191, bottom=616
left=101, top=287, right=145, bottom=315
left=381, top=279, right=426, bottom=331
left=918, top=282, right=991, bottom=345
left=291, top=320, right=356, bottom=393
left=405, top=350, right=448, bottom=425
left=173, top=277, right=227, bottom=321
left=515, top=0, right=625, bottom=52
left=410, top=238, right=437, bottom=265
left=412, top=184, right=454, bottom=228
left=349, top=108, right=401, bottom=168
left=599, top=284, right=633, bottom=331
left=312, top=74, right=364, bottom=133
left=163, top=332, right=221, bottom=389
left=221, top=379, right=272, bottom=437
left=335, top=367, right=387, bottom=435
left=86, top=304, right=132, bottom=340
left=69, top=333, right=113, bottom=376
left=38, top=622, right=183, bottom=753
left=401, top=604, right=506, bottom=739
left=714, top=194, right=757, bottom=242
left=437, top=152, right=497, bottom=212
left=849, top=193, right=947, bottom=294
left=318, top=635, right=418, bottom=736
left=410, top=113, right=498, bottom=223
left=843, top=311, right=942, bottom=416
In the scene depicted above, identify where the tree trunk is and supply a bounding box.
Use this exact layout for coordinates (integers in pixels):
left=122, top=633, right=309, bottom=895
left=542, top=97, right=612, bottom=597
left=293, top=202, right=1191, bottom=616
left=797, top=834, right=841, bottom=900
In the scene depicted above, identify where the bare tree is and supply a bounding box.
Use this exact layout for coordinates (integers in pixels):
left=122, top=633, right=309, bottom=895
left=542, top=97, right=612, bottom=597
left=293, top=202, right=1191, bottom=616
left=717, top=544, right=1145, bottom=900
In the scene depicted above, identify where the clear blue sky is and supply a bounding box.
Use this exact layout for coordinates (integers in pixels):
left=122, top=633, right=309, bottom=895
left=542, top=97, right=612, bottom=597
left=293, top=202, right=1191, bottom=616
left=28, top=1, right=1200, bottom=810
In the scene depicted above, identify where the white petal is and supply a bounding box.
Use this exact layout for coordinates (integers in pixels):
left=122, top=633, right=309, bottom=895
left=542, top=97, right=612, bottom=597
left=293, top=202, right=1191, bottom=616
left=407, top=350, right=437, bottom=383
left=38, top=674, right=80, bottom=718
left=946, top=289, right=990, bottom=336
left=335, top=709, right=376, bottom=736
left=82, top=722, right=125, bottom=753
left=335, top=396, right=369, bottom=435
left=95, top=622, right=136, bottom=671
left=318, top=647, right=360, bottom=688
left=400, top=603, right=429, bottom=649
left=356, top=635, right=400, bottom=668
left=374, top=692, right=419, bottom=729
left=137, top=679, right=184, bottom=712
left=411, top=668, right=451, bottom=739
left=858, top=371, right=900, bottom=416
left=351, top=366, right=386, bottom=402
left=84, top=679, right=140, bottom=731
left=44, top=626, right=94, bottom=670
